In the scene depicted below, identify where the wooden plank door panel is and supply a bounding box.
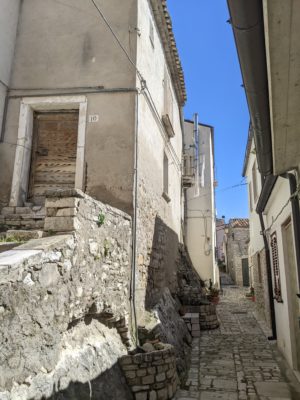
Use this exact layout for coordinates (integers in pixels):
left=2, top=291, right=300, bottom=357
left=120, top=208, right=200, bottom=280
left=28, top=111, right=78, bottom=204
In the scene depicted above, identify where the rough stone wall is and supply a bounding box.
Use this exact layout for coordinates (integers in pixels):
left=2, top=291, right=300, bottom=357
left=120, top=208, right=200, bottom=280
left=226, top=226, right=249, bottom=286
left=120, top=343, right=178, bottom=400
left=176, top=245, right=205, bottom=305
left=136, top=178, right=180, bottom=318
left=0, top=190, right=133, bottom=400
left=252, top=249, right=271, bottom=328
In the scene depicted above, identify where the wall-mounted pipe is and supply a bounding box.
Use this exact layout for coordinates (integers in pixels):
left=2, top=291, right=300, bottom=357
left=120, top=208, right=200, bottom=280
left=227, top=0, right=273, bottom=176
left=130, top=90, right=140, bottom=347
left=282, top=173, right=300, bottom=297
left=258, top=212, right=277, bottom=340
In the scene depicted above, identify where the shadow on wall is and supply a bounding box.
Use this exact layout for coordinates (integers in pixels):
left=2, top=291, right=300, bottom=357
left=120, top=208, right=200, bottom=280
left=143, top=216, right=202, bottom=380
left=28, top=217, right=200, bottom=399
left=145, top=215, right=180, bottom=309
left=46, top=362, right=133, bottom=400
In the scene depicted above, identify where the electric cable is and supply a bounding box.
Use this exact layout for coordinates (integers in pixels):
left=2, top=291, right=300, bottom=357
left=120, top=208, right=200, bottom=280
left=262, top=185, right=300, bottom=236
left=90, top=0, right=144, bottom=83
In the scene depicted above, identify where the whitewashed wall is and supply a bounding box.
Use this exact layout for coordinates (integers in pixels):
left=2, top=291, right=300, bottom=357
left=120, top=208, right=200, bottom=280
left=264, top=177, right=296, bottom=369
left=0, top=0, right=20, bottom=146
left=185, top=122, right=217, bottom=284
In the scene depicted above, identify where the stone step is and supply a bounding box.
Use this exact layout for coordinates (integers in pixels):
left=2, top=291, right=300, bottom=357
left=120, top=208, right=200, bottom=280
left=0, top=216, right=45, bottom=230
left=0, top=242, right=20, bottom=253
left=6, top=230, right=46, bottom=241
left=1, top=206, right=45, bottom=218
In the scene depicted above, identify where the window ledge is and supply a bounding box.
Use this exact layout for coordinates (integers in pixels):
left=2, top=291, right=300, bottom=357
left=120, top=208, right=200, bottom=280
left=162, top=114, right=175, bottom=138
left=162, top=191, right=171, bottom=203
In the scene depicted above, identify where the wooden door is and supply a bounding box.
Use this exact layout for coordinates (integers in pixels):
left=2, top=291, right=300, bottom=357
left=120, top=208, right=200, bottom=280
left=28, top=111, right=78, bottom=204
left=282, top=218, right=300, bottom=370
left=242, top=258, right=250, bottom=287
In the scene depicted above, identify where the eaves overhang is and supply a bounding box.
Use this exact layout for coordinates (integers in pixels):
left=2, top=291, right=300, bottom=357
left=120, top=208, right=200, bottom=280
left=150, top=0, right=187, bottom=106
left=227, top=0, right=273, bottom=177
left=242, top=123, right=253, bottom=177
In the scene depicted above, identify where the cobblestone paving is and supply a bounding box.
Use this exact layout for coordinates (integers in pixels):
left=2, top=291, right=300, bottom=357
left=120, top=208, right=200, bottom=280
left=176, top=286, right=300, bottom=400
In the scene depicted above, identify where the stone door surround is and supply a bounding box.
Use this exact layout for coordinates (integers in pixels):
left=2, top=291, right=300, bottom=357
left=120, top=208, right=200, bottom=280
left=9, top=96, right=87, bottom=207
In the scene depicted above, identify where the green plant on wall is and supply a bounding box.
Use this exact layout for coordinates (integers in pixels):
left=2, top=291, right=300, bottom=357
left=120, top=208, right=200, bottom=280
left=97, top=212, right=105, bottom=227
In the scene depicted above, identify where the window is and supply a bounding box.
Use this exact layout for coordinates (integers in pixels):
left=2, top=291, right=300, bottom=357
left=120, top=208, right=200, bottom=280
left=270, top=232, right=282, bottom=302
left=162, top=152, right=170, bottom=202
left=163, top=68, right=173, bottom=123
left=252, top=162, right=258, bottom=202
left=149, top=19, right=154, bottom=48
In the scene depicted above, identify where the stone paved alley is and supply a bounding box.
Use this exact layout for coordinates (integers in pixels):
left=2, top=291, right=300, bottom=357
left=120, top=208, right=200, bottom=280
left=176, top=286, right=300, bottom=400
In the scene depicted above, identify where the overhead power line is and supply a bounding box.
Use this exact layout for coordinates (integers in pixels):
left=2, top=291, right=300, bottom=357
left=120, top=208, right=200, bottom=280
left=90, top=0, right=144, bottom=83
left=263, top=185, right=300, bottom=236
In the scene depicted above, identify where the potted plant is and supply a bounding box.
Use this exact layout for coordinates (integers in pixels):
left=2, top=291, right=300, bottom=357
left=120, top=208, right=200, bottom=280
left=208, top=287, right=220, bottom=304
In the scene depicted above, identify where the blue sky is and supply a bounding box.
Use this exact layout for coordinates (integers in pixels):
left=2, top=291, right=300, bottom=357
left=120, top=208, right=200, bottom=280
left=168, top=0, right=250, bottom=220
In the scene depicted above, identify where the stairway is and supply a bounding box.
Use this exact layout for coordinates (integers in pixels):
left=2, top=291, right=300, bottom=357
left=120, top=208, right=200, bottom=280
left=0, top=204, right=46, bottom=231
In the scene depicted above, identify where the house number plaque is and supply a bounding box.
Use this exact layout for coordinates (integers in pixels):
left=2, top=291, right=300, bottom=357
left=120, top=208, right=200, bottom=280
left=88, top=114, right=99, bottom=123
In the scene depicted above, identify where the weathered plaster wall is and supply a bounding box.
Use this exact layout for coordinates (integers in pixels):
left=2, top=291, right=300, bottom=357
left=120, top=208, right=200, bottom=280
left=0, top=191, right=133, bottom=399
left=264, top=177, right=296, bottom=370
left=134, top=0, right=184, bottom=318
left=245, top=138, right=270, bottom=325
left=216, top=218, right=225, bottom=262
left=0, top=0, right=21, bottom=207
left=251, top=248, right=271, bottom=327
left=0, top=0, right=20, bottom=127
left=185, top=122, right=217, bottom=283
left=0, top=0, right=138, bottom=213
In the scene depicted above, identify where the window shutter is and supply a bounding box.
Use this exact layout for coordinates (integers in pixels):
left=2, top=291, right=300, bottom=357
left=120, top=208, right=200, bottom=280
left=270, top=233, right=282, bottom=302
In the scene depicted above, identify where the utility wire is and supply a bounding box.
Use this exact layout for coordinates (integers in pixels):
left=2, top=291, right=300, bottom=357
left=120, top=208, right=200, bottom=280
left=90, top=0, right=144, bottom=83
left=263, top=185, right=300, bottom=236
left=0, top=79, right=9, bottom=89
left=90, top=0, right=181, bottom=171
left=191, top=182, right=247, bottom=200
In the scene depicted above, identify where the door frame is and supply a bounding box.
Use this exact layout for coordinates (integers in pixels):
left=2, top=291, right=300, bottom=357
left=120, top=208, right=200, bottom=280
left=281, top=216, right=300, bottom=371
left=241, top=256, right=250, bottom=287
left=9, top=96, right=87, bottom=206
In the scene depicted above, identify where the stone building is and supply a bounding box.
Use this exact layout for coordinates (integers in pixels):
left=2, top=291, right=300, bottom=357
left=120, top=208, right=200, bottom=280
left=0, top=1, right=204, bottom=399
left=242, top=129, right=271, bottom=328
left=0, top=0, right=186, bottom=316
left=224, top=218, right=250, bottom=286
left=183, top=118, right=218, bottom=285
left=228, top=0, right=300, bottom=374
left=216, top=218, right=225, bottom=264
left=0, top=0, right=21, bottom=167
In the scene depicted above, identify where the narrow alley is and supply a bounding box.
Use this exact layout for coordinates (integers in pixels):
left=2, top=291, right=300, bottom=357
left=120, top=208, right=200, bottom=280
left=176, top=283, right=300, bottom=400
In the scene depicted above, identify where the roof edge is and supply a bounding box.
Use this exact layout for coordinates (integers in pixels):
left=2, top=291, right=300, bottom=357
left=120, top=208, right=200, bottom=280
left=242, top=123, right=253, bottom=177
left=184, top=119, right=214, bottom=129
left=150, top=0, right=187, bottom=106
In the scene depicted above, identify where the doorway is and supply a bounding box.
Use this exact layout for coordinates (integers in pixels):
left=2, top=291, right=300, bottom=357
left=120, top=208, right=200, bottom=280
left=28, top=111, right=79, bottom=204
left=242, top=257, right=250, bottom=287
left=282, top=217, right=300, bottom=371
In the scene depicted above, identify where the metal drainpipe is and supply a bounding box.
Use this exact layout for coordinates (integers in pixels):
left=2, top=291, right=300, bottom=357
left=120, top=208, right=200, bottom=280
left=258, top=212, right=277, bottom=340
left=282, top=172, right=300, bottom=296
left=130, top=89, right=140, bottom=347
left=0, top=93, right=9, bottom=142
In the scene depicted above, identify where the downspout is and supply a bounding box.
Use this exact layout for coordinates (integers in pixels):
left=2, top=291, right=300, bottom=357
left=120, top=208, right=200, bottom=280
left=193, top=113, right=199, bottom=176
left=258, top=212, right=277, bottom=340
left=282, top=172, right=300, bottom=296
left=227, top=0, right=273, bottom=176
left=180, top=107, right=186, bottom=244
left=130, top=90, right=140, bottom=347
left=0, top=92, right=9, bottom=142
